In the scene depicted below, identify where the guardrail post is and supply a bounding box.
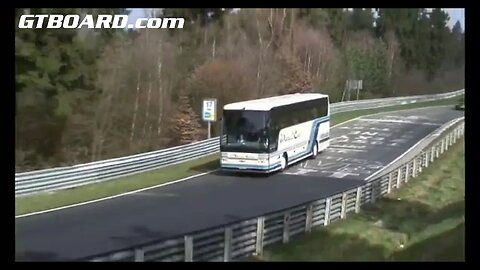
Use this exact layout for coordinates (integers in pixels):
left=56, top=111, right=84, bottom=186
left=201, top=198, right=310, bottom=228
left=340, top=192, right=347, bottom=219
left=305, top=204, right=314, bottom=233
left=370, top=182, right=377, bottom=204
left=283, top=212, right=291, bottom=243
left=425, top=151, right=429, bottom=168
left=436, top=143, right=440, bottom=158
left=324, top=198, right=332, bottom=226
left=412, top=157, right=418, bottom=178
left=417, top=155, right=423, bottom=173
left=405, top=162, right=410, bottom=183
left=453, top=129, right=457, bottom=143
left=355, top=187, right=362, bottom=213
left=387, top=172, right=394, bottom=193
left=184, top=235, right=193, bottom=262
left=397, top=168, right=402, bottom=188
left=134, top=249, right=145, bottom=262
left=441, top=137, right=446, bottom=153
left=223, top=227, right=232, bottom=262
left=255, top=217, right=265, bottom=255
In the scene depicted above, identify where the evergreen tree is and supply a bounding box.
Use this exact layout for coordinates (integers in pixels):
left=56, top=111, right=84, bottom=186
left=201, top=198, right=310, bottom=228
left=171, top=94, right=204, bottom=145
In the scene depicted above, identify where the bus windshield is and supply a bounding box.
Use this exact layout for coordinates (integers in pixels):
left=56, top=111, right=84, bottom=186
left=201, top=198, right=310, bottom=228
left=221, top=110, right=270, bottom=152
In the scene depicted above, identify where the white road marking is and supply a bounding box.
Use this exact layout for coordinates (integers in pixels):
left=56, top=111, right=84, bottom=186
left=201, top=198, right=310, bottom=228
left=303, top=160, right=309, bottom=168
left=330, top=171, right=356, bottom=178
left=364, top=116, right=464, bottom=181
left=358, top=118, right=442, bottom=126
left=327, top=147, right=367, bottom=153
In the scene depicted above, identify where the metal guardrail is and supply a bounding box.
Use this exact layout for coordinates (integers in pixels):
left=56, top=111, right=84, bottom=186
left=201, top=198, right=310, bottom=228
left=83, top=118, right=464, bottom=262
left=15, top=89, right=464, bottom=196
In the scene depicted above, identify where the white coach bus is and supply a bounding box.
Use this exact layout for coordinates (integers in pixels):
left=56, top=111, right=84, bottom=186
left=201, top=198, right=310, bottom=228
left=220, top=93, right=330, bottom=173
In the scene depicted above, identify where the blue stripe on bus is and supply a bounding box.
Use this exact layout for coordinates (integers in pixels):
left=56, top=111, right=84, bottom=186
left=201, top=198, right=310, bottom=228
left=286, top=116, right=329, bottom=162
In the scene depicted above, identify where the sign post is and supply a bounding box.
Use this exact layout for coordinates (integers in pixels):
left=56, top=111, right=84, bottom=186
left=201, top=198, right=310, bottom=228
left=202, top=98, right=217, bottom=139
left=342, top=79, right=363, bottom=101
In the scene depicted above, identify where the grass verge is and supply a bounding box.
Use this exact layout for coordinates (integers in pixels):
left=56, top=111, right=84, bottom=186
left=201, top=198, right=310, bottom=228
left=253, top=138, right=464, bottom=261
left=15, top=94, right=463, bottom=216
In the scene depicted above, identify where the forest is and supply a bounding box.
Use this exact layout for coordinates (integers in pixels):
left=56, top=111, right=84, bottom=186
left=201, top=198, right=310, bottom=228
left=15, top=8, right=465, bottom=172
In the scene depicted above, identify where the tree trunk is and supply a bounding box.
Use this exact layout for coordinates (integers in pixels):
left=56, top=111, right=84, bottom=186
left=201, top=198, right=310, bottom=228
left=290, top=8, right=295, bottom=56
left=142, top=73, right=153, bottom=141
left=256, top=11, right=264, bottom=97
left=212, top=37, right=216, bottom=59
left=130, top=71, right=141, bottom=147
left=157, top=62, right=163, bottom=136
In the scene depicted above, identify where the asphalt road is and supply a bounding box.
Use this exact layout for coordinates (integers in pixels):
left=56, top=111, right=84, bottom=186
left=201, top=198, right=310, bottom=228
left=283, top=106, right=463, bottom=179
left=15, top=106, right=464, bottom=261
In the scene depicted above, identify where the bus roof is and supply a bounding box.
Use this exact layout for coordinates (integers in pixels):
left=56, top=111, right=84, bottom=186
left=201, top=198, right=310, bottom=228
left=223, top=93, right=329, bottom=111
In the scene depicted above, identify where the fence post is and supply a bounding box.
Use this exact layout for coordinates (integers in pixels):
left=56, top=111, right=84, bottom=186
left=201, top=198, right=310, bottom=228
left=341, top=192, right=347, bottom=219
left=324, top=198, right=332, bottom=226
left=255, top=217, right=265, bottom=255
left=412, top=157, right=418, bottom=178
left=355, top=187, right=362, bottom=213
left=184, top=235, right=193, bottom=262
left=283, top=212, right=291, bottom=243
left=442, top=137, right=446, bottom=153
left=370, top=182, right=377, bottom=204
left=453, top=129, right=457, bottom=143
left=134, top=249, right=145, bottom=262
left=405, top=162, right=410, bottom=183
left=387, top=172, right=394, bottom=193
left=397, top=168, right=402, bottom=188
left=436, top=143, right=440, bottom=158
left=305, top=203, right=314, bottom=233
left=418, top=155, right=422, bottom=173
left=425, top=151, right=429, bottom=168
left=223, top=227, right=232, bottom=262
left=431, top=146, right=435, bottom=162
